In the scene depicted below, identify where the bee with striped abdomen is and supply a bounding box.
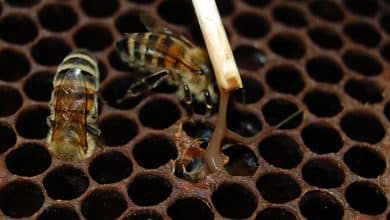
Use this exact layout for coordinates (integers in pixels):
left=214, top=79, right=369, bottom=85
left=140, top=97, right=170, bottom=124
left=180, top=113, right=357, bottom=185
left=115, top=15, right=217, bottom=110
left=47, top=49, right=101, bottom=162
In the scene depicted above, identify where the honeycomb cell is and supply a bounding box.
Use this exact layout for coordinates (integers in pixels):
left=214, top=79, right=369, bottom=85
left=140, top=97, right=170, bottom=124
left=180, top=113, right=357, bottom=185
left=233, top=45, right=266, bottom=70
left=301, top=123, right=343, bottom=154
left=299, top=191, right=344, bottom=220
left=262, top=99, right=303, bottom=129
left=273, top=5, right=307, bottom=28
left=303, top=90, right=342, bottom=117
left=5, top=0, right=39, bottom=7
left=258, top=134, right=303, bottom=169
left=223, top=144, right=258, bottom=176
left=308, top=27, right=343, bottom=50
left=227, top=108, right=261, bottom=137
left=89, top=152, right=133, bottom=184
left=340, top=111, right=385, bottom=144
left=23, top=71, right=54, bottom=102
left=0, top=181, right=44, bottom=218
left=128, top=175, right=172, bottom=206
left=124, top=210, right=163, bottom=220
left=344, top=79, right=383, bottom=104
left=344, top=146, right=386, bottom=178
left=212, top=183, right=257, bottom=219
left=38, top=3, right=78, bottom=32
left=309, top=0, right=344, bottom=22
left=15, top=105, right=50, bottom=139
left=269, top=34, right=305, bottom=59
left=115, top=11, right=148, bottom=34
left=243, top=0, right=270, bottom=7
left=0, top=49, right=30, bottom=81
left=233, top=13, right=269, bottom=39
left=183, top=120, right=213, bottom=148
left=345, top=181, right=387, bottom=215
left=0, top=86, right=23, bottom=117
left=6, top=143, right=51, bottom=177
left=128, top=0, right=154, bottom=3
left=216, top=0, right=234, bottom=16
left=158, top=0, right=194, bottom=25
left=381, top=42, right=390, bottom=63
left=31, top=37, right=71, bottom=66
left=81, top=189, right=127, bottom=220
left=97, top=60, right=107, bottom=82
left=233, top=75, right=264, bottom=104
left=102, top=75, right=142, bottom=109
left=133, top=136, right=177, bottom=169
left=43, top=166, right=89, bottom=200
left=74, top=24, right=113, bottom=52
left=37, top=206, right=80, bottom=220
left=385, top=102, right=390, bottom=121
left=266, top=65, right=304, bottom=95
left=167, top=198, right=213, bottom=220
left=344, top=22, right=381, bottom=48
left=256, top=208, right=297, bottom=220
left=0, top=14, right=38, bottom=44
left=342, top=50, right=382, bottom=76
left=139, top=98, right=180, bottom=129
left=343, top=0, right=378, bottom=16
left=99, top=115, right=138, bottom=146
left=302, top=158, right=345, bottom=188
left=380, top=13, right=390, bottom=34
left=0, top=122, right=16, bottom=153
left=81, top=0, right=118, bottom=18
left=306, top=56, right=343, bottom=84
left=256, top=172, right=301, bottom=203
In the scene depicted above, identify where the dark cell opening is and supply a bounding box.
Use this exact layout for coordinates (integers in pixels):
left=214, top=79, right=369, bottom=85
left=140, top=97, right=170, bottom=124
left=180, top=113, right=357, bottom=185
left=262, top=99, right=303, bottom=129
left=385, top=102, right=390, bottom=122
left=31, top=37, right=71, bottom=66
left=343, top=0, right=378, bottom=16
left=37, top=206, right=80, bottom=220
left=89, top=152, right=133, bottom=184
left=273, top=5, right=307, bottom=28
left=342, top=50, right=382, bottom=76
left=183, top=120, right=213, bottom=148
left=301, top=123, right=343, bottom=154
left=23, top=71, right=54, bottom=102
left=233, top=13, right=269, bottom=38
left=216, top=0, right=234, bottom=16
left=309, top=0, right=344, bottom=22
left=167, top=197, right=213, bottom=220
left=38, top=4, right=78, bottom=32
left=266, top=65, right=304, bottom=95
left=380, top=13, right=390, bottom=34
left=99, top=115, right=138, bottom=146
left=43, top=165, right=89, bottom=200
left=299, top=191, right=344, bottom=220
left=0, top=86, right=23, bottom=117
left=128, top=0, right=155, bottom=4
left=340, top=111, right=385, bottom=144
left=6, top=143, right=51, bottom=177
left=133, top=136, right=177, bottom=169
left=344, top=146, right=386, bottom=178
left=102, top=75, right=143, bottom=109
left=256, top=172, right=301, bottom=203
left=233, top=75, right=264, bottom=104
left=98, top=60, right=107, bottom=82
left=243, top=0, right=270, bottom=7
left=115, top=11, right=149, bottom=34
left=306, top=57, right=343, bottom=84
left=345, top=181, right=387, bottom=215
left=308, top=27, right=343, bottom=50
left=0, top=49, right=30, bottom=81
left=381, top=42, right=390, bottom=63
left=0, top=14, right=38, bottom=44
left=303, top=90, right=342, bottom=117
left=128, top=175, right=172, bottom=206
left=256, top=208, right=297, bottom=220
left=0, top=122, right=16, bottom=153
left=5, top=0, right=40, bottom=7
left=212, top=183, right=257, bottom=219
left=81, top=189, right=127, bottom=220
left=344, top=22, right=381, bottom=48
left=74, top=25, right=113, bottom=52
left=124, top=210, right=163, bottom=220
left=15, top=105, right=50, bottom=139
left=227, top=108, right=261, bottom=137
left=269, top=34, right=305, bottom=59
left=344, top=79, right=383, bottom=104
left=258, top=134, right=303, bottom=169
left=223, top=144, right=258, bottom=176
left=81, top=0, right=119, bottom=18
left=139, top=98, right=180, bottom=129
left=233, top=45, right=266, bottom=70
left=158, top=0, right=194, bottom=25
left=302, top=158, right=345, bottom=188
left=0, top=181, right=44, bottom=218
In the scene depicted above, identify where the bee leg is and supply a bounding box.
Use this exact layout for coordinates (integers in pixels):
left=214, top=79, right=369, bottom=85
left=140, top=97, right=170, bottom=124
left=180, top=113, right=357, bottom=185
left=46, top=116, right=54, bottom=128
left=183, top=84, right=193, bottom=105
left=86, top=124, right=101, bottom=136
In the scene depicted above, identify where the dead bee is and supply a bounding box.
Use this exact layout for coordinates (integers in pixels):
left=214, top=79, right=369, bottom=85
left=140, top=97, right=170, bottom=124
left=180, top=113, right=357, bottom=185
left=47, top=49, right=101, bottom=162
left=115, top=15, right=217, bottom=110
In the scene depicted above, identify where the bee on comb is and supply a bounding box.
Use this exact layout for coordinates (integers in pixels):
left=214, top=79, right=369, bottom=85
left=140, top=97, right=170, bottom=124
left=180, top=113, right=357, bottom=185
left=47, top=49, right=101, bottom=162
left=115, top=14, right=218, bottom=111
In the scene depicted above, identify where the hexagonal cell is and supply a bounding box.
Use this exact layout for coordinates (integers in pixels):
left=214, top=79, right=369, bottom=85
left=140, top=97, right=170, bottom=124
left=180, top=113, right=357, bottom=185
left=233, top=13, right=269, bottom=39
left=158, top=0, right=194, bottom=25
left=223, top=144, right=258, bottom=176
left=302, top=158, right=345, bottom=188
left=273, top=5, right=307, bottom=28
left=306, top=56, right=343, bottom=84
left=0, top=122, right=16, bottom=153
left=99, top=115, right=138, bottom=146
left=256, top=172, right=301, bottom=203
left=0, top=86, right=23, bottom=117
left=0, top=14, right=38, bottom=44
left=344, top=78, right=383, bottom=104
left=216, top=0, right=235, bottom=16
left=309, top=0, right=344, bottom=22
left=308, top=26, right=343, bottom=50
left=303, top=90, right=342, bottom=117
left=81, top=0, right=119, bottom=18
left=344, top=21, right=381, bottom=47
left=299, top=190, right=344, bottom=220
left=265, top=65, right=304, bottom=95
left=139, top=98, right=180, bottom=129
left=115, top=10, right=149, bottom=34
left=343, top=0, right=378, bottom=16
left=38, top=3, right=78, bottom=32
left=74, top=24, right=113, bottom=52
left=344, top=146, right=386, bottom=178
left=256, top=207, right=297, bottom=220
left=227, top=108, right=262, bottom=137
left=0, top=49, right=30, bottom=81
left=31, top=37, right=71, bottom=66
left=342, top=50, right=382, bottom=76
left=37, top=205, right=80, bottom=220
left=15, top=105, right=50, bottom=139
left=167, top=198, right=213, bottom=220
left=301, top=123, right=343, bottom=154
left=262, top=99, right=303, bottom=129
left=23, top=71, right=54, bottom=102
left=269, top=34, right=305, bottom=59
left=233, top=45, right=266, bottom=70
left=102, top=75, right=143, bottom=109
left=232, top=75, right=264, bottom=104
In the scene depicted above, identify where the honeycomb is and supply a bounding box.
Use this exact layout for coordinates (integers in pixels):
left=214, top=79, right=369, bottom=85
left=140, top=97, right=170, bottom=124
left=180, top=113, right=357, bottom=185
left=0, top=0, right=389, bottom=219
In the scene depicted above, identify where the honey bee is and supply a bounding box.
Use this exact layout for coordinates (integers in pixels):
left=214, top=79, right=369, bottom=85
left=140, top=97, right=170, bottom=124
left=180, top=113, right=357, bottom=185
left=115, top=15, right=217, bottom=110
left=47, top=49, right=101, bottom=162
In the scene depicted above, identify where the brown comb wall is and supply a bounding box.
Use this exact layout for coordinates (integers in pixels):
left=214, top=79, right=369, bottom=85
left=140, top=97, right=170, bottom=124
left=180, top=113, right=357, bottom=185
left=0, top=0, right=390, bottom=219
